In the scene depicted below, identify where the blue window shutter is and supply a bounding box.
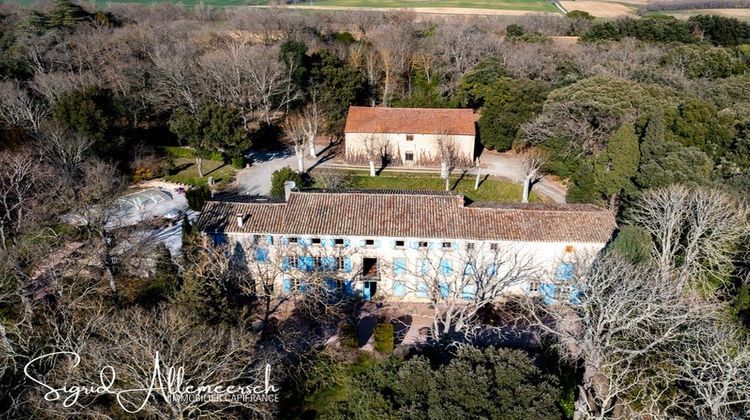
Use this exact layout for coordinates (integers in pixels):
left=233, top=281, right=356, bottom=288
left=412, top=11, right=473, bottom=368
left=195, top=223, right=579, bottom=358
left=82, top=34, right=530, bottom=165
left=441, top=260, right=452, bottom=275
left=322, top=257, right=335, bottom=271
left=394, top=258, right=406, bottom=276
left=540, top=283, right=556, bottom=305
left=462, top=284, right=475, bottom=300
left=255, top=248, right=268, bottom=262
left=393, top=281, right=405, bottom=296
left=570, top=286, right=582, bottom=305
left=359, top=239, right=365, bottom=246
left=304, top=256, right=314, bottom=272
left=344, top=239, right=351, bottom=248
left=213, top=233, right=227, bottom=245
left=410, top=241, right=419, bottom=249
left=283, top=277, right=292, bottom=294
left=375, top=239, right=382, bottom=248
left=299, top=282, right=309, bottom=294
left=281, top=237, right=289, bottom=245
left=522, top=282, right=531, bottom=294
left=344, top=279, right=354, bottom=296
left=439, top=282, right=449, bottom=298
left=464, top=263, right=474, bottom=275
left=420, top=259, right=429, bottom=275
left=282, top=257, right=290, bottom=271
left=417, top=282, right=428, bottom=298
left=557, top=263, right=574, bottom=281
left=324, top=277, right=336, bottom=291
left=266, top=235, right=274, bottom=245
left=344, top=257, right=352, bottom=272
left=487, top=264, right=497, bottom=276
left=451, top=242, right=458, bottom=250
left=428, top=241, right=437, bottom=250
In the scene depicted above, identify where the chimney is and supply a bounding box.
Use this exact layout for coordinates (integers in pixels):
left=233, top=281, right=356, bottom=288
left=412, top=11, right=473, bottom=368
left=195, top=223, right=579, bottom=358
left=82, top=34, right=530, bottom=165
left=284, top=181, right=296, bottom=201
left=236, top=214, right=244, bottom=228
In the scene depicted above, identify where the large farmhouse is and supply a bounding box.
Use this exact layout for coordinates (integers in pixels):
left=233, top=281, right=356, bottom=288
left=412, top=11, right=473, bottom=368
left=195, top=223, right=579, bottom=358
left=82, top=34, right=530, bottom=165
left=197, top=185, right=616, bottom=304
left=344, top=106, right=477, bottom=166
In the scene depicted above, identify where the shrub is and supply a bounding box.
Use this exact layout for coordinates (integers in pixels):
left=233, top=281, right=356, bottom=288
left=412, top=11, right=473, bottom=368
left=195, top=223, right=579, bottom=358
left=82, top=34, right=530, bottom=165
left=270, top=167, right=303, bottom=198
left=339, top=321, right=358, bottom=349
left=608, top=225, right=652, bottom=263
left=230, top=155, right=245, bottom=169
left=373, top=323, right=394, bottom=354
left=186, top=185, right=212, bottom=211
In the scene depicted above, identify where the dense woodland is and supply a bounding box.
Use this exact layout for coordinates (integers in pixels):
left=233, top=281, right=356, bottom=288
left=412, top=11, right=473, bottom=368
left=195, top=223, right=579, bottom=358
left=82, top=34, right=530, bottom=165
left=1, top=1, right=750, bottom=418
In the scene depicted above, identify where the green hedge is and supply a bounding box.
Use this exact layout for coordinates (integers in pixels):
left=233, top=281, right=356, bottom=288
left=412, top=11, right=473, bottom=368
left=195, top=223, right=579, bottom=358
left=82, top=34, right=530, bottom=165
left=373, top=323, right=394, bottom=354
left=186, top=185, right=212, bottom=211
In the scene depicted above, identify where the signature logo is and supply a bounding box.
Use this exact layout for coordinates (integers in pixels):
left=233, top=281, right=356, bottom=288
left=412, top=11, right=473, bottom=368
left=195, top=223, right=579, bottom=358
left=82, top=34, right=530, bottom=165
left=24, top=351, right=278, bottom=413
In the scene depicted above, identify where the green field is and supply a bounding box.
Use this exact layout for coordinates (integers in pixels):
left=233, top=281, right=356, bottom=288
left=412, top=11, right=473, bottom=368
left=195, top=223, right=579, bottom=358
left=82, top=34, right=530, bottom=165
left=317, top=170, right=549, bottom=203
left=295, top=0, right=556, bottom=12
left=7, top=0, right=555, bottom=11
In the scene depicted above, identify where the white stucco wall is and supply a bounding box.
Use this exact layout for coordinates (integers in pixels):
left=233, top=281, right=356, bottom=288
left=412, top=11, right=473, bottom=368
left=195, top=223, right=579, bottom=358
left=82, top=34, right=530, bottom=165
left=345, top=132, right=475, bottom=165
left=215, top=231, right=604, bottom=304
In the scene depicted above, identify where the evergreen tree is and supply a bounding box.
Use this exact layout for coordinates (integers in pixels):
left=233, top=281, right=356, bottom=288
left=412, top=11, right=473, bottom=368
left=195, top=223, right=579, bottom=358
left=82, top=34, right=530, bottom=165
left=595, top=122, right=640, bottom=202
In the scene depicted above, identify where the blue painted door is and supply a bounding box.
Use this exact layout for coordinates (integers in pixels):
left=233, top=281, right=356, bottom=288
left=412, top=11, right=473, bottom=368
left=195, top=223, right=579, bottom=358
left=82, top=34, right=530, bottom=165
left=363, top=281, right=373, bottom=301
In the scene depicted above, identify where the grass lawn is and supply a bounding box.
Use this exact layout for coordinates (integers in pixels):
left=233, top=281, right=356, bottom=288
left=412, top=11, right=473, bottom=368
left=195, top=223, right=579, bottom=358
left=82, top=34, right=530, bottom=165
left=164, top=158, right=237, bottom=187
left=317, top=170, right=549, bottom=203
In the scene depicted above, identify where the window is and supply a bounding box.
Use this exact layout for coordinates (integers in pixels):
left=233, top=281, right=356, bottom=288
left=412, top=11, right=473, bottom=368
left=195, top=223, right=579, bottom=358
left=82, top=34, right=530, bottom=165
left=557, top=263, right=574, bottom=281
left=419, top=241, right=428, bottom=248
left=466, top=242, right=475, bottom=251
left=336, top=257, right=346, bottom=271
left=335, top=238, right=344, bottom=246
left=418, top=258, right=429, bottom=275
left=490, top=243, right=498, bottom=251
left=529, top=281, right=540, bottom=292
left=313, top=256, right=322, bottom=269
left=289, top=256, right=299, bottom=269
left=394, top=258, right=406, bottom=276
left=289, top=237, right=298, bottom=244
left=365, top=239, right=375, bottom=246
left=404, top=152, right=414, bottom=162
left=442, top=241, right=452, bottom=249
left=256, top=248, right=268, bottom=262
left=395, top=240, right=405, bottom=247
left=312, top=238, right=321, bottom=245
left=406, top=134, right=414, bottom=141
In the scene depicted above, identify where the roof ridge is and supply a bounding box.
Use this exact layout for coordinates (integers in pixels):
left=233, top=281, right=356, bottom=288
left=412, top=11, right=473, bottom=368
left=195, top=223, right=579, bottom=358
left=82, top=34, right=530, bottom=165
left=295, top=188, right=462, bottom=197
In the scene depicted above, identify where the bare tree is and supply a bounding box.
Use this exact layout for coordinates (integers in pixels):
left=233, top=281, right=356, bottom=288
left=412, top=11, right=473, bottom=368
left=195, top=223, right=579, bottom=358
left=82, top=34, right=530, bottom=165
left=361, top=133, right=385, bottom=177
left=0, top=82, right=48, bottom=133
left=404, top=245, right=538, bottom=341
left=0, top=152, right=39, bottom=251
left=369, top=24, right=414, bottom=106
left=518, top=255, right=714, bottom=419
left=675, top=320, right=750, bottom=419
left=436, top=132, right=458, bottom=185
left=34, top=123, right=93, bottom=183
left=629, top=186, right=750, bottom=290
left=283, top=113, right=308, bottom=173
left=25, top=305, right=274, bottom=419
left=520, top=149, right=548, bottom=204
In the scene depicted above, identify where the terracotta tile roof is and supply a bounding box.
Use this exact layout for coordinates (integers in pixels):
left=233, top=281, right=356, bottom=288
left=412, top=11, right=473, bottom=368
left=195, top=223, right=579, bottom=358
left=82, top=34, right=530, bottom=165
left=197, top=190, right=616, bottom=244
left=344, top=106, right=476, bottom=136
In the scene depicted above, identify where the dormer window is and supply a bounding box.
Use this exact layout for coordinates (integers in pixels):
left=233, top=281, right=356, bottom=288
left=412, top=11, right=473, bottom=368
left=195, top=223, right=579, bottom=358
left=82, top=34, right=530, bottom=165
left=406, top=134, right=414, bottom=141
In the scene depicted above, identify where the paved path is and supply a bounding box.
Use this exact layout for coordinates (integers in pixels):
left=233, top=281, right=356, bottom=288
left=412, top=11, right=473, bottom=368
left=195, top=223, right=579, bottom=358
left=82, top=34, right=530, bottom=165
left=235, top=147, right=567, bottom=203
left=236, top=150, right=299, bottom=196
